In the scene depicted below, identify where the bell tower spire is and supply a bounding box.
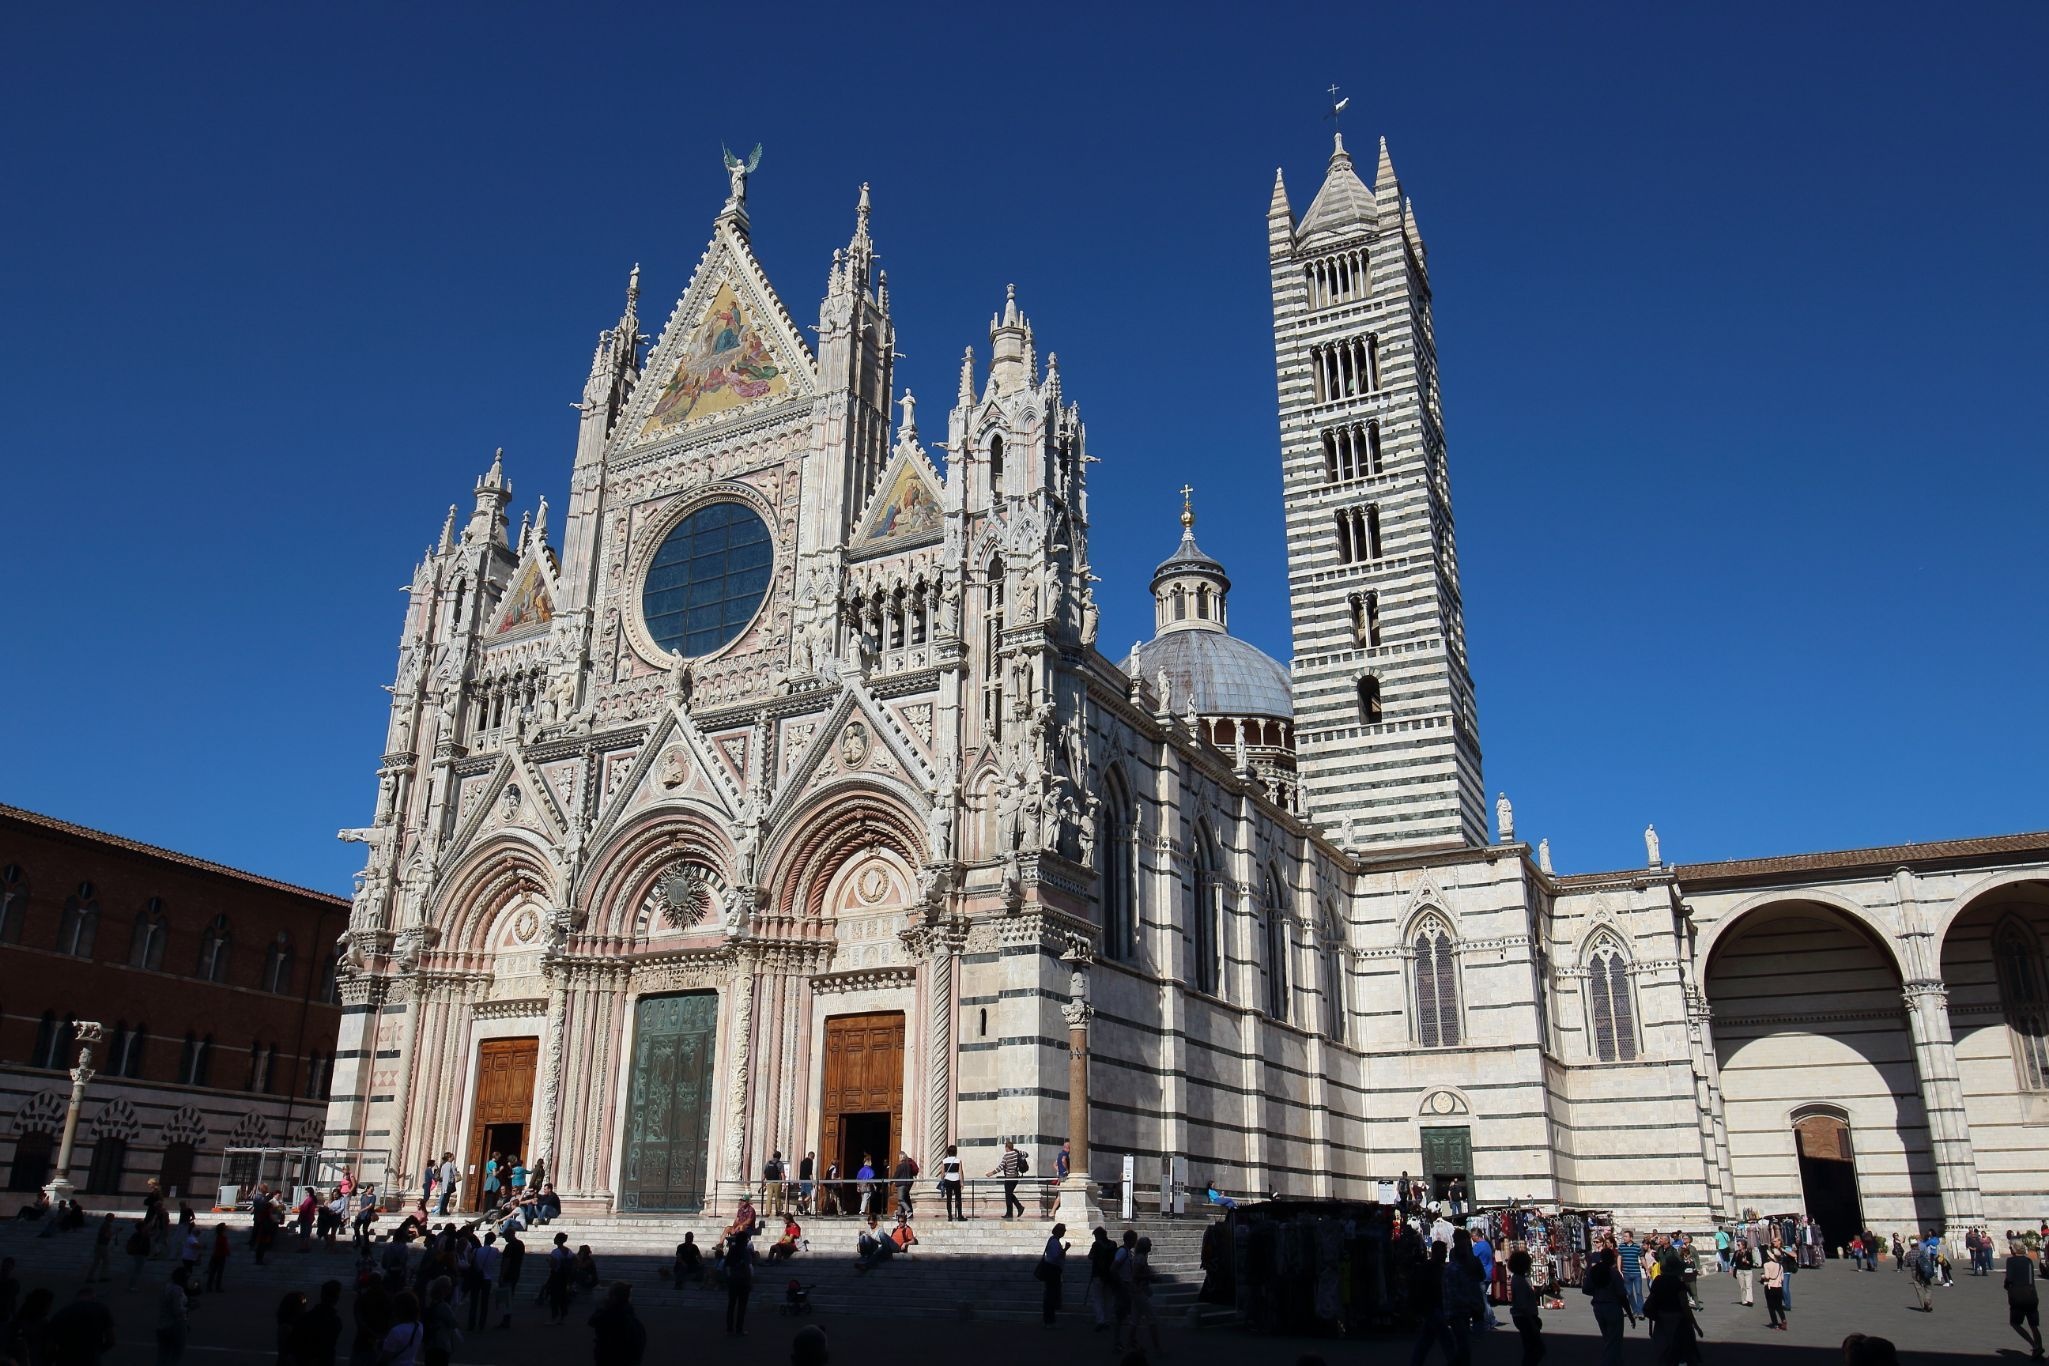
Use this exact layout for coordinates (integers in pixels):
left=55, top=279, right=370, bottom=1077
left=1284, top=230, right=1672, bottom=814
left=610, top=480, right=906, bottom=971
left=1270, top=122, right=1484, bottom=850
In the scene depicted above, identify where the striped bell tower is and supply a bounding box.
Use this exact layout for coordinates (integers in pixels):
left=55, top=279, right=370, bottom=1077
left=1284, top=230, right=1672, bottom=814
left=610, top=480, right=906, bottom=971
left=1268, top=129, right=1486, bottom=850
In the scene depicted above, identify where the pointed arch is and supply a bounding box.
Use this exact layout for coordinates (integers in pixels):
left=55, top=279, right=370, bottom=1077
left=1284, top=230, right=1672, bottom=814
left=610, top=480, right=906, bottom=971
left=195, top=914, right=231, bottom=982
left=1098, top=766, right=1137, bottom=963
left=1321, top=900, right=1348, bottom=1042
left=1262, top=866, right=1291, bottom=1021
left=0, top=863, right=26, bottom=944
left=129, top=898, right=167, bottom=971
left=1992, top=915, right=2049, bottom=1091
left=1583, top=930, right=1638, bottom=1062
left=1409, top=910, right=1461, bottom=1048
left=58, top=883, right=98, bottom=958
left=1191, top=821, right=1226, bottom=996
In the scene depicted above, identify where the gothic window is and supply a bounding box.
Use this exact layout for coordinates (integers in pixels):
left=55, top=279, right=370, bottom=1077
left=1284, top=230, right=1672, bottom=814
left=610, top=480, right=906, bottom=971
left=988, top=434, right=1004, bottom=482
left=980, top=557, right=1005, bottom=741
left=1173, top=587, right=1186, bottom=621
left=129, top=899, right=168, bottom=970
left=179, top=1033, right=212, bottom=1087
left=1358, top=676, right=1383, bottom=725
left=0, top=864, right=25, bottom=943
left=111, top=1022, right=147, bottom=1079
left=1192, top=826, right=1225, bottom=996
left=1263, top=870, right=1290, bottom=1021
left=58, top=884, right=98, bottom=958
left=247, top=1041, right=273, bottom=1094
left=1585, top=938, right=1638, bottom=1062
left=1365, top=421, right=1383, bottom=474
left=196, top=914, right=231, bottom=983
left=321, top=945, right=343, bottom=1005
left=1099, top=771, right=1137, bottom=963
left=262, top=931, right=293, bottom=995
left=1412, top=916, right=1462, bottom=1048
left=1349, top=591, right=1381, bottom=647
left=1994, top=919, right=2049, bottom=1091
left=1322, top=905, right=1348, bottom=1042
left=305, top=1051, right=333, bottom=1100
left=33, top=1011, right=63, bottom=1069
left=1365, top=504, right=1383, bottom=557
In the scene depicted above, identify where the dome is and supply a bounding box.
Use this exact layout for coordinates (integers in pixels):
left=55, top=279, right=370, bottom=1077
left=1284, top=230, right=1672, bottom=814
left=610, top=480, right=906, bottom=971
left=1125, top=629, right=1293, bottom=719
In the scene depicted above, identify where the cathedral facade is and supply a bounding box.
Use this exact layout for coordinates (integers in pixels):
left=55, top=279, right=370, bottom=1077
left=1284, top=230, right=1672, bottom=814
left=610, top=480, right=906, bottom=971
left=325, top=135, right=2049, bottom=1239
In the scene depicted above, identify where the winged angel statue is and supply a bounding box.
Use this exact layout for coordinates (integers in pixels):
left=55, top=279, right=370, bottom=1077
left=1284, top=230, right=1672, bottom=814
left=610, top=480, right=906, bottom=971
left=722, top=142, right=763, bottom=210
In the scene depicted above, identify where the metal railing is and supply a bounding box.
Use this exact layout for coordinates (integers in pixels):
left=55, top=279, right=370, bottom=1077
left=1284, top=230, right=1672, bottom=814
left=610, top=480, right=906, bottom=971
left=677, top=1176, right=1071, bottom=1223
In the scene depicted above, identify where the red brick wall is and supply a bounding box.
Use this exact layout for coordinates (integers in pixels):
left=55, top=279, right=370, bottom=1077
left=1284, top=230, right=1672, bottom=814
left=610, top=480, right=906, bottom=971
left=0, top=808, right=348, bottom=1103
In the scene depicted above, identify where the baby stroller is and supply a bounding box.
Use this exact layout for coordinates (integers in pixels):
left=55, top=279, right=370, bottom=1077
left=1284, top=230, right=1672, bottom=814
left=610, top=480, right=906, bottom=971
left=781, top=1278, right=813, bottom=1315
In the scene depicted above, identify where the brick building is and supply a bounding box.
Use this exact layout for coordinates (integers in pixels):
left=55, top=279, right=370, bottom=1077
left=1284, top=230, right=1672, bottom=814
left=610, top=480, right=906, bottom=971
left=0, top=803, right=348, bottom=1209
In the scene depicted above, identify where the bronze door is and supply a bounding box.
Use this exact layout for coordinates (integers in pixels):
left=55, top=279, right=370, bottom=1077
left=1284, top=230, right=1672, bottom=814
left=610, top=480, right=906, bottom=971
left=620, top=992, right=718, bottom=1213
left=466, top=1037, right=537, bottom=1210
left=820, top=1011, right=905, bottom=1204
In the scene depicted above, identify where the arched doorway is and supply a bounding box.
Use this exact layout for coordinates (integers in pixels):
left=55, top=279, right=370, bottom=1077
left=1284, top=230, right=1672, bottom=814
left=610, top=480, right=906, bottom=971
left=1937, top=878, right=2049, bottom=1225
left=1791, top=1106, right=1862, bottom=1250
left=1703, top=901, right=1936, bottom=1233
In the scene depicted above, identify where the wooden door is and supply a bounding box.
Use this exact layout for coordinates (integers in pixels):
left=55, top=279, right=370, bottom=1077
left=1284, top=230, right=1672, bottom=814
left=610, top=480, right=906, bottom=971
left=466, top=1037, right=537, bottom=1210
left=820, top=1012, right=906, bottom=1187
left=619, top=992, right=718, bottom=1213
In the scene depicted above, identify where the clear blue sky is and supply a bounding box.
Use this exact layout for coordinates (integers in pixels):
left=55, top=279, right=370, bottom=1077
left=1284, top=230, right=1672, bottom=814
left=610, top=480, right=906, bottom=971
left=3, top=4, right=2043, bottom=894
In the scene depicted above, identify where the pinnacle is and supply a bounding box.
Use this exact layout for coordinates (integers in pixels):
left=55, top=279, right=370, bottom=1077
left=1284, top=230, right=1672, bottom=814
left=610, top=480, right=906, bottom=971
left=1375, top=136, right=1398, bottom=196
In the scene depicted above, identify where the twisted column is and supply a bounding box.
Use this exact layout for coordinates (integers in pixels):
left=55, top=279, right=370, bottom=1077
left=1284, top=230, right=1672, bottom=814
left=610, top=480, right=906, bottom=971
left=721, top=959, right=755, bottom=1183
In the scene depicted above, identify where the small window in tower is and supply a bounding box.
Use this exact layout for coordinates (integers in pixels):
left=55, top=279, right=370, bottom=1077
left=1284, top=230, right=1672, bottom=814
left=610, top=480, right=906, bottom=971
left=988, top=435, right=1004, bottom=481
left=1366, top=421, right=1383, bottom=475
left=1358, top=676, right=1383, bottom=725
left=1323, top=430, right=1339, bottom=483
left=1366, top=590, right=1382, bottom=646
left=1366, top=505, right=1383, bottom=559
left=1173, top=588, right=1186, bottom=621
left=1196, top=585, right=1210, bottom=619
left=1366, top=335, right=1381, bottom=391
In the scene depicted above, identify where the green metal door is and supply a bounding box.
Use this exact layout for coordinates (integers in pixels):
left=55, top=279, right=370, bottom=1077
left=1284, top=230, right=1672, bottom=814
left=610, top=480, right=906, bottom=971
left=620, top=991, right=718, bottom=1212
left=1420, top=1125, right=1473, bottom=1202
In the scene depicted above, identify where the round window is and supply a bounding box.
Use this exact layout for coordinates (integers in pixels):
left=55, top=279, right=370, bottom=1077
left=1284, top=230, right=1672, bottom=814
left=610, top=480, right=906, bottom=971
left=641, top=501, right=774, bottom=659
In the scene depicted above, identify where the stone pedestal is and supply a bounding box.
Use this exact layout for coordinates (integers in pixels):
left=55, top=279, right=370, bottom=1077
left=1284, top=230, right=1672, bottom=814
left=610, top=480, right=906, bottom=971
left=1054, top=1173, right=1101, bottom=1229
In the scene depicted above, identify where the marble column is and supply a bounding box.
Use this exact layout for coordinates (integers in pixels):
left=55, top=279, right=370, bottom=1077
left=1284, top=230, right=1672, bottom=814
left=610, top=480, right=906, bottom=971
left=721, top=958, right=755, bottom=1185
left=925, top=940, right=956, bottom=1166
left=535, top=969, right=571, bottom=1180
left=1055, top=952, right=1098, bottom=1227
left=1903, top=980, right=1984, bottom=1229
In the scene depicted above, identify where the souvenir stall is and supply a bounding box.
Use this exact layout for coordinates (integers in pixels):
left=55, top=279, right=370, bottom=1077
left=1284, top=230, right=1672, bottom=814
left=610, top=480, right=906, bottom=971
left=1213, top=1196, right=1401, bottom=1335
left=1729, top=1210, right=1822, bottom=1264
left=1468, top=1204, right=1615, bottom=1300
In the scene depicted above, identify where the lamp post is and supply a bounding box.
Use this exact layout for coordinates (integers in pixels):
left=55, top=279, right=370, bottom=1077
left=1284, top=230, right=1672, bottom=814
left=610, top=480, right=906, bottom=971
left=43, top=1019, right=105, bottom=1205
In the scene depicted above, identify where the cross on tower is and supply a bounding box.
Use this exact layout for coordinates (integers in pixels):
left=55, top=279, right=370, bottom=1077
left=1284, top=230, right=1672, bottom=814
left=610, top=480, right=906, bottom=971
left=1180, top=484, right=1195, bottom=529
left=1325, top=84, right=1349, bottom=131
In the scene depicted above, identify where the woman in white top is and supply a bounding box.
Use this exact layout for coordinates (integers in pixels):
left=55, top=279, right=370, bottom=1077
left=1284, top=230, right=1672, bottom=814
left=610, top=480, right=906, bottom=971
left=940, top=1144, right=964, bottom=1222
left=377, top=1291, right=423, bottom=1366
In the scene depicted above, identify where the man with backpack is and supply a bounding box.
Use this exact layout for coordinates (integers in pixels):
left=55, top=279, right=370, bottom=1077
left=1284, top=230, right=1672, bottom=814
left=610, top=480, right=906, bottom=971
left=990, top=1142, right=1026, bottom=1220
left=1912, top=1233, right=1939, bottom=1312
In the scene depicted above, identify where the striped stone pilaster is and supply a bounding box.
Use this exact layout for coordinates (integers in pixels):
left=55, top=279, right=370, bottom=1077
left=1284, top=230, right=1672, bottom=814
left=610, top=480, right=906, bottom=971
left=1902, top=980, right=1985, bottom=1228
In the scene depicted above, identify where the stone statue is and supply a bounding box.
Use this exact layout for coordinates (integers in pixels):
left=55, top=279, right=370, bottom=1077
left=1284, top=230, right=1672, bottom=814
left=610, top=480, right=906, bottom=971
left=926, top=780, right=955, bottom=862
left=1078, top=586, right=1099, bottom=644
left=1495, top=792, right=1514, bottom=843
left=1645, top=824, right=1661, bottom=867
left=1155, top=669, right=1173, bottom=712
left=667, top=656, right=693, bottom=708
left=1233, top=726, right=1249, bottom=773
left=1537, top=838, right=1553, bottom=875
left=1077, top=793, right=1100, bottom=864
left=1342, top=814, right=1356, bottom=850
left=722, top=142, right=762, bottom=210
left=1062, top=962, right=1091, bottom=1028
left=996, top=776, right=1025, bottom=854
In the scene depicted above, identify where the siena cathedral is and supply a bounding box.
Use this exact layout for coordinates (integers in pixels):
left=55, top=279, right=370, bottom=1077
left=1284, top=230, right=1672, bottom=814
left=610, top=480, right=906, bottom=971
left=325, top=131, right=2049, bottom=1240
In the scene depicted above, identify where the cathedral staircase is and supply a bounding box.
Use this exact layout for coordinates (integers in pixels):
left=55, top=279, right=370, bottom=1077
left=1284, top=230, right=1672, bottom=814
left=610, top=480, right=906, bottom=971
left=1, top=1210, right=1218, bottom=1325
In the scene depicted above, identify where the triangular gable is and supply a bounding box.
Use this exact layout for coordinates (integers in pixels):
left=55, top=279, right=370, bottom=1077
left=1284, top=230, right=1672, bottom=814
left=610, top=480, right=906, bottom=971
left=767, top=680, right=938, bottom=828
left=850, top=446, right=944, bottom=551
left=493, top=554, right=556, bottom=636
left=622, top=224, right=816, bottom=448
left=592, top=706, right=746, bottom=844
